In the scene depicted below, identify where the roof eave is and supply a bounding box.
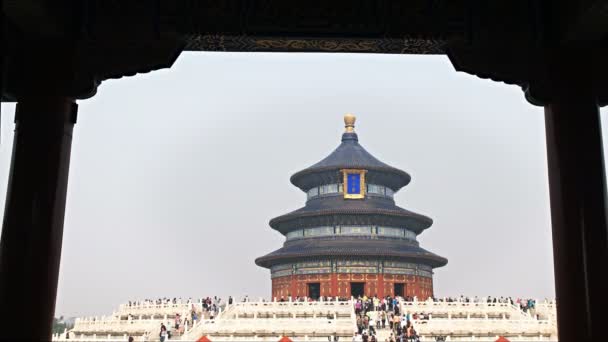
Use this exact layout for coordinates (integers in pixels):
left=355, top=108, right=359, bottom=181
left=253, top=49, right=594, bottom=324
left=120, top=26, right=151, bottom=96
left=255, top=252, right=448, bottom=269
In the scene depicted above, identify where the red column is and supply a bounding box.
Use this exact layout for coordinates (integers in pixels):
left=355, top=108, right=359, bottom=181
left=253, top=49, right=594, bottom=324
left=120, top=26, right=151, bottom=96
left=377, top=274, right=385, bottom=298
left=330, top=273, right=338, bottom=298
left=290, top=275, right=297, bottom=299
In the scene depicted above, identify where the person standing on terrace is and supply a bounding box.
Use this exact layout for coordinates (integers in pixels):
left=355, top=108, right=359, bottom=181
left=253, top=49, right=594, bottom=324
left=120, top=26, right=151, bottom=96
left=159, top=323, right=167, bottom=342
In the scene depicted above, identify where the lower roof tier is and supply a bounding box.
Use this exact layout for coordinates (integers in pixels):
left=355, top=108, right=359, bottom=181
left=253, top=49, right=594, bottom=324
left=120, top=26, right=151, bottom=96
left=255, top=237, right=448, bottom=269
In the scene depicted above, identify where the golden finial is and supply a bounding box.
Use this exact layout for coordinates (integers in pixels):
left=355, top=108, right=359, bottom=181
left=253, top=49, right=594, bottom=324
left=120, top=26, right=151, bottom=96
left=344, top=113, right=356, bottom=133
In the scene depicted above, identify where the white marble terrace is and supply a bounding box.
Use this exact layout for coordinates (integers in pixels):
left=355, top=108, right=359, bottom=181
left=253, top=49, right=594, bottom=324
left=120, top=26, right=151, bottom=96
left=53, top=297, right=558, bottom=342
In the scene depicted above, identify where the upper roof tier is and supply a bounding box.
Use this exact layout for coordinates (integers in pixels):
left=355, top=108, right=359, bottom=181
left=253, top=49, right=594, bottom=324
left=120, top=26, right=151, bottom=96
left=290, top=115, right=411, bottom=192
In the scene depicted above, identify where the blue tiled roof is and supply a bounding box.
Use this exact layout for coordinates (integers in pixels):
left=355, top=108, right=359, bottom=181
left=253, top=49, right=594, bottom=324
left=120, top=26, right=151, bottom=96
left=255, top=237, right=448, bottom=268
left=269, top=196, right=432, bottom=233
left=290, top=132, right=411, bottom=191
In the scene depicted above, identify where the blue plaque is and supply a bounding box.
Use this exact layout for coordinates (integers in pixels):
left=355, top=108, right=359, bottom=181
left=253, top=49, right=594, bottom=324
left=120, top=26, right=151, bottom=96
left=342, top=169, right=366, bottom=199
left=347, top=173, right=361, bottom=194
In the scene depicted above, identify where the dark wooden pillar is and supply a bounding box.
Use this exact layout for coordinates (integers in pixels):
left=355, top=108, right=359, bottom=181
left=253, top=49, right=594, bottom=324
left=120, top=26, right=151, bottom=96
left=544, top=92, right=608, bottom=342
left=0, top=97, right=77, bottom=341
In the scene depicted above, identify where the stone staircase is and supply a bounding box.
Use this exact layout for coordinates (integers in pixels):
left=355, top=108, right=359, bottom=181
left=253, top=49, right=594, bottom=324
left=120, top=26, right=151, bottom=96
left=374, top=328, right=394, bottom=341
left=182, top=300, right=357, bottom=341
left=397, top=300, right=557, bottom=341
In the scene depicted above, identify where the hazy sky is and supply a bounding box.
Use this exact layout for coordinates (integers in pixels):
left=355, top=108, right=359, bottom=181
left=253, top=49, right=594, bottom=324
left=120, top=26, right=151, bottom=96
left=1, top=52, right=607, bottom=318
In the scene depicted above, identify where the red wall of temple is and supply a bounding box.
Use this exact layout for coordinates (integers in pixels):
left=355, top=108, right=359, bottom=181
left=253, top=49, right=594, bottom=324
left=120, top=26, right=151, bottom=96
left=271, top=273, right=434, bottom=300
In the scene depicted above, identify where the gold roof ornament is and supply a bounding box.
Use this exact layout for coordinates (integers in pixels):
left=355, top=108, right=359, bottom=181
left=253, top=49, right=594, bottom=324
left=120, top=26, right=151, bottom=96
left=344, top=113, right=356, bottom=133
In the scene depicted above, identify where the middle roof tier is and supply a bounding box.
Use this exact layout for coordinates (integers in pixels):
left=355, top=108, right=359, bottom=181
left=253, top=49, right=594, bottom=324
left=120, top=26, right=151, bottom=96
left=269, top=195, right=433, bottom=234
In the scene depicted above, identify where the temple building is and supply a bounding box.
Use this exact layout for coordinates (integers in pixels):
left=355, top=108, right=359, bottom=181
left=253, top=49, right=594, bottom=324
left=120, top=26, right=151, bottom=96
left=256, top=114, right=447, bottom=300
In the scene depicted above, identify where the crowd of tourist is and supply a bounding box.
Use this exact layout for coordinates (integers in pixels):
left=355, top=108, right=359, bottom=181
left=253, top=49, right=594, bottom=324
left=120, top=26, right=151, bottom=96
left=123, top=296, right=224, bottom=341
left=121, top=294, right=549, bottom=341
left=348, top=295, right=545, bottom=341
left=126, top=296, right=223, bottom=307
left=348, top=295, right=422, bottom=342
left=178, top=297, right=221, bottom=331
left=428, top=295, right=539, bottom=308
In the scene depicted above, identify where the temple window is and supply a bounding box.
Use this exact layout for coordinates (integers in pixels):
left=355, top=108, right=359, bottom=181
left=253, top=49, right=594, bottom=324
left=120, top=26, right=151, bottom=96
left=306, top=183, right=394, bottom=200
left=286, top=230, right=303, bottom=239
left=303, top=227, right=333, bottom=237
left=285, top=225, right=417, bottom=241
left=307, top=187, right=319, bottom=198
left=404, top=230, right=417, bottom=240
left=377, top=226, right=403, bottom=237
left=340, top=226, right=372, bottom=235
left=367, top=184, right=384, bottom=195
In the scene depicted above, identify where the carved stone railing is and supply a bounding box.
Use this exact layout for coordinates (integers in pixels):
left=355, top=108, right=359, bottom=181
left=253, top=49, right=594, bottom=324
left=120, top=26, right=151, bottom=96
left=71, top=317, right=161, bottom=334
left=401, top=300, right=553, bottom=321
left=115, top=302, right=220, bottom=317
left=180, top=308, right=227, bottom=340
left=413, top=318, right=557, bottom=338
left=182, top=299, right=356, bottom=341
left=180, top=318, right=218, bottom=341
left=534, top=302, right=557, bottom=322
left=117, top=302, right=191, bottom=316
left=227, top=300, right=354, bottom=319
left=194, top=318, right=356, bottom=335
left=52, top=335, right=148, bottom=342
